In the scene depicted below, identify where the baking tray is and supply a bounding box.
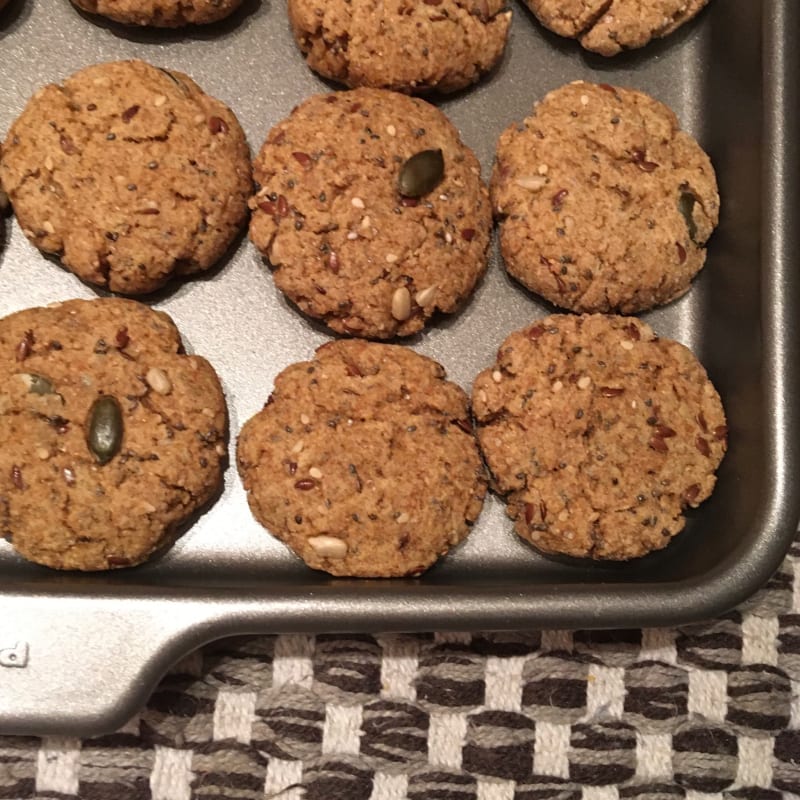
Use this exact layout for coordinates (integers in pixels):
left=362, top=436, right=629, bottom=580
left=0, top=0, right=797, bottom=737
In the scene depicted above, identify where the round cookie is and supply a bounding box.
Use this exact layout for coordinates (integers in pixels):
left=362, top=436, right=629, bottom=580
left=0, top=298, right=227, bottom=570
left=472, top=314, right=727, bottom=560
left=237, top=339, right=486, bottom=577
left=70, top=0, right=242, bottom=27
left=525, top=0, right=710, bottom=56
left=249, top=88, right=491, bottom=339
left=491, top=81, right=719, bottom=314
left=0, top=60, right=252, bottom=294
left=288, top=0, right=512, bottom=94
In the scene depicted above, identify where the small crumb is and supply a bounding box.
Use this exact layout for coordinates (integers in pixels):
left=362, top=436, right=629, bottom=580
left=42, top=220, right=55, bottom=234
left=385, top=254, right=398, bottom=263
left=552, top=380, right=563, bottom=392
left=577, top=376, right=592, bottom=389
left=396, top=512, right=410, bottom=524
left=492, top=370, right=502, bottom=384
left=538, top=164, right=549, bottom=175
left=351, top=197, right=365, bottom=209
left=145, top=366, right=172, bottom=395
left=36, top=447, right=50, bottom=460
left=621, top=340, right=635, bottom=350
left=215, top=443, right=226, bottom=456
left=153, top=94, right=167, bottom=107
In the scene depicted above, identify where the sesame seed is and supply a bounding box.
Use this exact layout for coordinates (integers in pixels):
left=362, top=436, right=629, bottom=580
left=492, top=370, right=502, bottom=383
left=360, top=215, right=371, bottom=228
left=215, top=443, right=226, bottom=456
left=386, top=124, right=397, bottom=136
left=515, top=175, right=547, bottom=191
left=478, top=390, right=487, bottom=403
left=291, top=440, right=304, bottom=454
left=309, top=467, right=323, bottom=479
left=351, top=197, right=365, bottom=209
left=445, top=232, right=453, bottom=243
left=385, top=254, right=398, bottom=263
left=153, top=94, right=167, bottom=107
left=42, top=220, right=55, bottom=234
left=396, top=512, right=410, bottom=524
left=621, top=340, right=635, bottom=350
left=538, top=164, right=549, bottom=175
left=44, top=156, right=54, bottom=171
left=414, top=285, right=437, bottom=306
left=300, top=413, right=310, bottom=425
left=145, top=367, right=172, bottom=395
left=580, top=94, right=589, bottom=106
left=391, top=286, right=411, bottom=321
left=347, top=231, right=358, bottom=240
left=36, top=447, right=50, bottom=460
left=307, top=535, right=347, bottom=558
left=577, top=376, right=592, bottom=389
left=552, top=380, right=564, bottom=392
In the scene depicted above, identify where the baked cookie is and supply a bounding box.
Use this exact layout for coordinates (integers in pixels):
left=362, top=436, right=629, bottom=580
left=491, top=81, right=719, bottom=314
left=472, top=314, right=727, bottom=560
left=249, top=88, right=491, bottom=339
left=525, top=0, right=710, bottom=56
left=0, top=298, right=227, bottom=570
left=237, top=339, right=486, bottom=577
left=0, top=60, right=251, bottom=294
left=70, top=0, right=242, bottom=27
left=288, top=0, right=512, bottom=94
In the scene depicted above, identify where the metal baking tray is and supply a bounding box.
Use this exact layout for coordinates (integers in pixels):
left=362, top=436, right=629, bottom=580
left=0, top=0, right=797, bottom=736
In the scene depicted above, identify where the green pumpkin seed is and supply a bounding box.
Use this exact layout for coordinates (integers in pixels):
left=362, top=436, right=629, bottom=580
left=398, top=149, right=445, bottom=197
left=678, top=191, right=698, bottom=243
left=87, top=395, right=123, bottom=465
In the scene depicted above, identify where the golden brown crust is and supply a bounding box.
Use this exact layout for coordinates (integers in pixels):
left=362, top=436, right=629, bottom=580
left=237, top=339, right=486, bottom=577
left=0, top=60, right=252, bottom=294
left=249, top=88, right=491, bottom=339
left=491, top=81, right=719, bottom=314
left=71, top=0, right=243, bottom=27
left=0, top=298, right=228, bottom=570
left=288, top=0, right=512, bottom=93
left=472, top=314, right=727, bottom=560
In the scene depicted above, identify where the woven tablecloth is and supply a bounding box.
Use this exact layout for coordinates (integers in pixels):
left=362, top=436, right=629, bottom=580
left=2, top=532, right=799, bottom=799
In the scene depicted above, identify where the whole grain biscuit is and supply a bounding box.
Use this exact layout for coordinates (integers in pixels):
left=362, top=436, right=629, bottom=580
left=249, top=88, right=491, bottom=339
left=525, top=0, right=709, bottom=56
left=288, top=0, right=512, bottom=94
left=472, top=314, right=727, bottom=560
left=70, top=0, right=242, bottom=27
left=0, top=60, right=252, bottom=294
left=0, top=298, right=227, bottom=570
left=237, top=339, right=486, bottom=577
left=491, top=81, right=719, bottom=314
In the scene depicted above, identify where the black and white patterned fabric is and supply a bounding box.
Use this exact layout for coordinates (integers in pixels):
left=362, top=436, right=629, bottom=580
left=2, top=535, right=800, bottom=799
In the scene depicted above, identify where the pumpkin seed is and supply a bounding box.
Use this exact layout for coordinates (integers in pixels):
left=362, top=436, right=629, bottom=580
left=398, top=149, right=444, bottom=197
left=87, top=395, right=123, bottom=465
left=678, top=191, right=698, bottom=243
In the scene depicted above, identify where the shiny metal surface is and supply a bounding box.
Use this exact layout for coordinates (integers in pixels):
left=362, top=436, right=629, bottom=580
left=0, top=0, right=797, bottom=736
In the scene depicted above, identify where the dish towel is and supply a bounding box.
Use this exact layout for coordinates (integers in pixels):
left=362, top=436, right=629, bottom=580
left=1, top=533, right=799, bottom=799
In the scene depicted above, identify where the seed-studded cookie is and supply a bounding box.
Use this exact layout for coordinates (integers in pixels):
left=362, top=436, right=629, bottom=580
left=525, top=0, right=710, bottom=56
left=472, top=314, right=727, bottom=560
left=249, top=88, right=491, bottom=339
left=0, top=298, right=227, bottom=570
left=70, top=0, right=242, bottom=27
left=0, top=60, right=251, bottom=294
left=288, top=0, right=512, bottom=94
left=237, top=339, right=486, bottom=577
left=491, top=81, right=719, bottom=314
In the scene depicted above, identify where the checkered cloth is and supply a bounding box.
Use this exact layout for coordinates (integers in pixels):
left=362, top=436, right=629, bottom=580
left=2, top=533, right=800, bottom=799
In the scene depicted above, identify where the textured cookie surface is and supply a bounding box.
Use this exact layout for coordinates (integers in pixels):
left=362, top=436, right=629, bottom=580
left=249, top=88, right=491, bottom=339
left=526, top=0, right=709, bottom=55
left=288, top=0, right=511, bottom=93
left=0, top=298, right=227, bottom=570
left=0, top=60, right=251, bottom=294
left=491, top=81, right=719, bottom=314
left=237, top=340, right=486, bottom=577
left=71, top=0, right=242, bottom=27
left=472, top=314, right=727, bottom=560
